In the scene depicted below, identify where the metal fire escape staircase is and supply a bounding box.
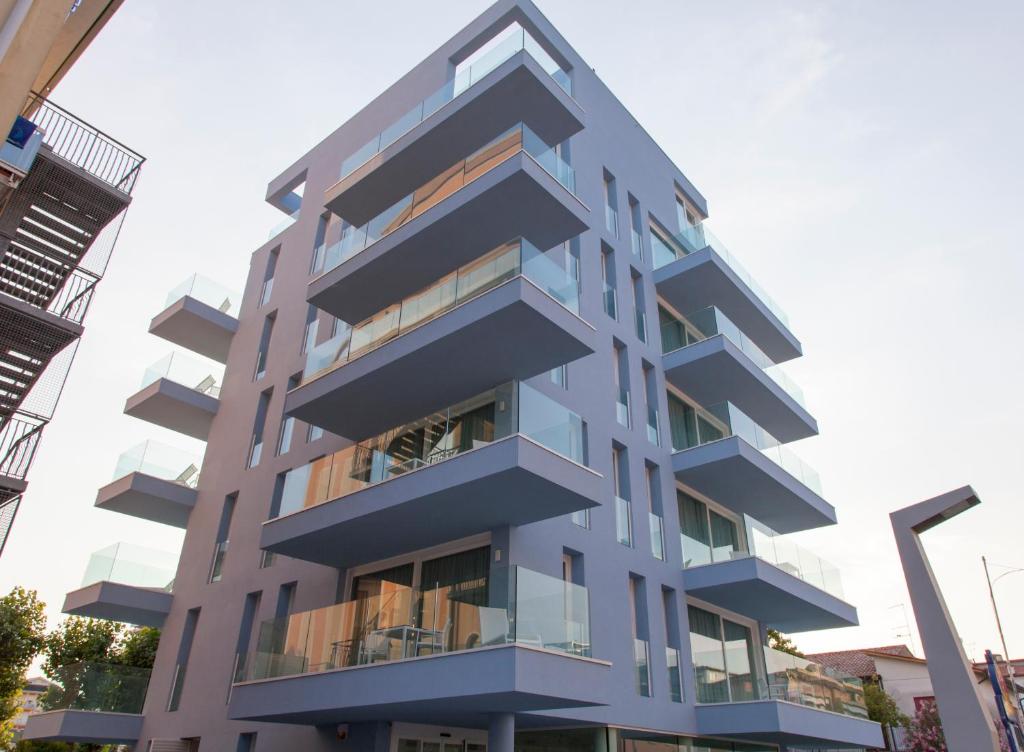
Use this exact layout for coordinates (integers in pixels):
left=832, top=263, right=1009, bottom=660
left=0, top=93, right=143, bottom=555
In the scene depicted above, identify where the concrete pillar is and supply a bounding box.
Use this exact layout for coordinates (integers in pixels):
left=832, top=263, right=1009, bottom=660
left=890, top=486, right=1001, bottom=752
left=0, top=0, right=67, bottom=133
left=488, top=712, right=515, bottom=752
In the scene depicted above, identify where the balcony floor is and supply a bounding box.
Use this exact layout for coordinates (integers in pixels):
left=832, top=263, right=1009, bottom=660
left=289, top=277, right=595, bottom=440
left=672, top=437, right=836, bottom=534
left=63, top=581, right=172, bottom=628
left=695, top=700, right=883, bottom=749
left=123, top=378, right=218, bottom=440
left=229, top=644, right=609, bottom=728
left=310, top=151, right=589, bottom=324
left=262, top=435, right=602, bottom=569
left=94, top=471, right=197, bottom=528
left=654, top=246, right=801, bottom=364
left=683, top=556, right=858, bottom=632
left=22, top=709, right=142, bottom=745
left=149, top=295, right=238, bottom=363
left=663, top=336, right=817, bottom=443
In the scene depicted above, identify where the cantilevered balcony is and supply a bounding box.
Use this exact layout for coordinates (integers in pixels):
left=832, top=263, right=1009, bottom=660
left=669, top=399, right=834, bottom=533
left=309, top=123, right=588, bottom=324
left=21, top=662, right=149, bottom=745
left=651, top=223, right=800, bottom=364
left=660, top=306, right=816, bottom=442
left=62, top=542, right=175, bottom=627
left=229, top=566, right=609, bottom=727
left=693, top=646, right=881, bottom=749
left=290, top=239, right=594, bottom=439
left=94, top=440, right=200, bottom=527
left=327, top=27, right=582, bottom=225
left=681, top=518, right=857, bottom=632
left=123, top=352, right=221, bottom=440
left=149, top=274, right=239, bottom=363
left=264, top=382, right=600, bottom=569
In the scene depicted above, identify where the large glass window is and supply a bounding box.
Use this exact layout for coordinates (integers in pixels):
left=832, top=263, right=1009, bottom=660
left=688, top=604, right=759, bottom=704
left=678, top=492, right=742, bottom=568
left=667, top=393, right=725, bottom=452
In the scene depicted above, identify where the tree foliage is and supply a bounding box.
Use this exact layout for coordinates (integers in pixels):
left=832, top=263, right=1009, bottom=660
left=766, top=629, right=803, bottom=657
left=0, top=588, right=47, bottom=746
left=117, top=628, right=160, bottom=669
left=40, top=619, right=122, bottom=680
left=864, top=679, right=909, bottom=729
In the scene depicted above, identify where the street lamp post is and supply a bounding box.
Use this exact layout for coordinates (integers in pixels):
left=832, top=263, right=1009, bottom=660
left=982, top=556, right=1023, bottom=711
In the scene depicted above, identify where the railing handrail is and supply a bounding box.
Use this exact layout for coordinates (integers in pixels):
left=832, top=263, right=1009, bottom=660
left=22, top=91, right=145, bottom=195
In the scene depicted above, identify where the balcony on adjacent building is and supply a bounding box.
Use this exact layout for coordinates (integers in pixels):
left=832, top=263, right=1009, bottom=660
left=62, top=542, right=175, bottom=627
left=681, top=514, right=857, bottom=632
left=123, top=352, right=221, bottom=440
left=290, top=238, right=594, bottom=439
left=149, top=274, right=240, bottom=363
left=229, top=566, right=609, bottom=727
left=263, top=381, right=600, bottom=569
left=669, top=398, right=835, bottom=533
left=94, top=440, right=200, bottom=527
left=691, top=643, right=881, bottom=749
left=651, top=222, right=801, bottom=364
left=327, top=23, right=581, bottom=225
left=660, top=306, right=817, bottom=442
left=21, top=662, right=149, bottom=746
left=309, top=123, right=588, bottom=324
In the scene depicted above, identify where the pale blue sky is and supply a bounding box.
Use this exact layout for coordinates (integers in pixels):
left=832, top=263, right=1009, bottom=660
left=3, top=0, right=1022, bottom=662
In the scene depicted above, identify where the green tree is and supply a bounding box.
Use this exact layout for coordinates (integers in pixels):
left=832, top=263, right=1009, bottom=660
left=766, top=629, right=803, bottom=657
left=40, top=619, right=122, bottom=679
left=0, top=588, right=47, bottom=747
left=116, top=628, right=160, bottom=669
left=864, top=679, right=910, bottom=743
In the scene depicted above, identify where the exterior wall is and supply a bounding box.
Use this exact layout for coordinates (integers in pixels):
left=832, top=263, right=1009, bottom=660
left=130, top=1, right=844, bottom=750
left=874, top=656, right=935, bottom=719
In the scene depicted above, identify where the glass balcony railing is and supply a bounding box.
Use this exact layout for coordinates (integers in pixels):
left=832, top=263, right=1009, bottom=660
left=319, top=123, right=575, bottom=276
left=81, top=542, right=177, bottom=592
left=304, top=237, right=580, bottom=382
left=338, top=25, right=572, bottom=180
left=746, top=518, right=844, bottom=598
left=37, top=662, right=151, bottom=715
left=661, top=306, right=806, bottom=408
left=605, top=205, right=619, bottom=237
left=164, top=274, right=239, bottom=316
left=235, top=565, right=591, bottom=682
left=670, top=400, right=823, bottom=496
left=666, top=646, right=683, bottom=702
left=650, top=223, right=790, bottom=328
left=646, top=405, right=660, bottom=446
left=615, top=496, right=633, bottom=546
left=630, top=227, right=644, bottom=259
left=615, top=387, right=630, bottom=428
left=267, top=209, right=299, bottom=240
left=649, top=512, right=665, bottom=561
left=634, top=638, right=651, bottom=697
left=635, top=309, right=648, bottom=343
left=694, top=644, right=867, bottom=719
left=602, top=282, right=617, bottom=320
left=277, top=381, right=587, bottom=518
left=762, top=646, right=868, bottom=718
left=140, top=352, right=222, bottom=398
left=112, top=440, right=201, bottom=488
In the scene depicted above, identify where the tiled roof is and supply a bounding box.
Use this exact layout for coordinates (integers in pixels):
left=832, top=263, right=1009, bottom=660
left=806, top=645, right=919, bottom=679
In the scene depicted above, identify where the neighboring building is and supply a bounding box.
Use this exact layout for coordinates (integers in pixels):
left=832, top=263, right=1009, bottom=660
left=24, top=1, right=882, bottom=751
left=11, top=676, right=52, bottom=738
left=0, top=0, right=143, bottom=555
left=809, top=645, right=1023, bottom=750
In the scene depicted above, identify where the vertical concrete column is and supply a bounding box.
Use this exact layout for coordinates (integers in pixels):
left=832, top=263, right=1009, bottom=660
left=488, top=712, right=515, bottom=752
left=890, top=486, right=1001, bottom=752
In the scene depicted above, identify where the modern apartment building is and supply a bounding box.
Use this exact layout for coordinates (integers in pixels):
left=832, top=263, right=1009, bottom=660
left=24, top=2, right=883, bottom=750
left=0, top=0, right=142, bottom=555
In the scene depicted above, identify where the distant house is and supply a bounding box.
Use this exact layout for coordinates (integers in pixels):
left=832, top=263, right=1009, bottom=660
left=11, top=677, right=52, bottom=738
left=807, top=645, right=1023, bottom=750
